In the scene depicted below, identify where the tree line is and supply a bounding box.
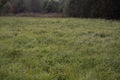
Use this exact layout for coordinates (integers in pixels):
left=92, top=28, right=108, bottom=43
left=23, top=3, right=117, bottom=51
left=0, top=0, right=120, bottom=19
left=66, top=0, right=120, bottom=19
left=0, top=0, right=66, bottom=14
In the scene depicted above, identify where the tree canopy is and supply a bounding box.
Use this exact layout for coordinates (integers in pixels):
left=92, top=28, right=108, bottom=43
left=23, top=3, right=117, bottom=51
left=0, top=0, right=120, bottom=19
left=67, top=0, right=120, bottom=19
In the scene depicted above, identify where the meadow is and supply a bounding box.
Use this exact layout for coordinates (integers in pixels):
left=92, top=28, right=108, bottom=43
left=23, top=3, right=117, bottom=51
left=0, top=17, right=120, bottom=80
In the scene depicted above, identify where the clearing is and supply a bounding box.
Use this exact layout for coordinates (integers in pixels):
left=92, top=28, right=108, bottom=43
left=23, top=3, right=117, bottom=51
left=0, top=17, right=120, bottom=80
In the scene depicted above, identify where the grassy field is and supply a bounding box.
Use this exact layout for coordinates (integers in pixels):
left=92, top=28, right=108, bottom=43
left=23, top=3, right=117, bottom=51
left=0, top=17, right=120, bottom=80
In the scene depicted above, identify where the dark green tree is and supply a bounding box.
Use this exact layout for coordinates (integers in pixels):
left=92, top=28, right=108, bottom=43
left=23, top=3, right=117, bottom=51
left=0, top=0, right=11, bottom=15
left=30, top=0, right=42, bottom=13
left=44, top=0, right=59, bottom=13
left=2, top=1, right=12, bottom=14
left=11, top=0, right=25, bottom=13
left=67, top=0, right=120, bottom=19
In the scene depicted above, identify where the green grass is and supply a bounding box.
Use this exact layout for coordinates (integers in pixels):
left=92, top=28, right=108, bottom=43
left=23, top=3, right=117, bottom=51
left=0, top=17, right=120, bottom=80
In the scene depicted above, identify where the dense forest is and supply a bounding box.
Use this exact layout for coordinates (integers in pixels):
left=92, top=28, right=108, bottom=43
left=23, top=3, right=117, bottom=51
left=0, top=0, right=67, bottom=14
left=0, top=0, right=120, bottom=19
left=67, top=0, right=120, bottom=19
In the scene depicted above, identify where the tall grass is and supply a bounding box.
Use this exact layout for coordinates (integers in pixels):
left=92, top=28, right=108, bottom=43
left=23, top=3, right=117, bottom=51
left=0, top=17, right=120, bottom=80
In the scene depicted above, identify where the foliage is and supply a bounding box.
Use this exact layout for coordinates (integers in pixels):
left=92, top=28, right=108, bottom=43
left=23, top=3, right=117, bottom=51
left=0, top=0, right=66, bottom=14
left=67, top=0, right=120, bottom=19
left=2, top=1, right=11, bottom=14
left=44, top=0, right=59, bottom=13
left=11, top=0, right=25, bottom=13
